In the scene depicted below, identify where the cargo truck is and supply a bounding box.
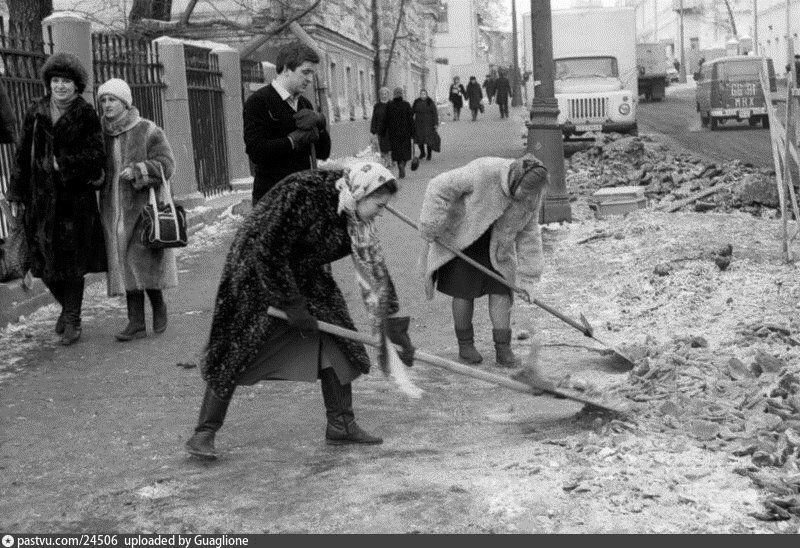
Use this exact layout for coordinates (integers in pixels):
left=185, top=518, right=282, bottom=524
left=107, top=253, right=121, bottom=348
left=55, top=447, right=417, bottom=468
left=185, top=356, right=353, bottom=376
left=551, top=7, right=638, bottom=139
left=637, top=42, right=669, bottom=101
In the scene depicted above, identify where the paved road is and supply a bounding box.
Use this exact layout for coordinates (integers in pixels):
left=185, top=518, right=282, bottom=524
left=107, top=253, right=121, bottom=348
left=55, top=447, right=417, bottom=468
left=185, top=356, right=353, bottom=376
left=637, top=86, right=774, bottom=168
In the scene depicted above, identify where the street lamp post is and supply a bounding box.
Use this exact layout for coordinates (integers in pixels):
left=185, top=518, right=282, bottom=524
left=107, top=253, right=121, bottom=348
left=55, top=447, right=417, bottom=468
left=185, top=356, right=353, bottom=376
left=679, top=0, right=687, bottom=83
left=528, top=0, right=571, bottom=223
left=511, top=0, right=522, bottom=107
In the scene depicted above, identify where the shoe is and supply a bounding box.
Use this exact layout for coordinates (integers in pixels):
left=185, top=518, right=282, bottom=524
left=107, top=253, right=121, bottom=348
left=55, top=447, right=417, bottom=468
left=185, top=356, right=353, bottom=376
left=411, top=157, right=420, bottom=171
left=186, top=386, right=232, bottom=460
left=147, top=289, right=168, bottom=334
left=55, top=313, right=66, bottom=335
left=493, top=328, right=520, bottom=368
left=326, top=420, right=383, bottom=445
left=398, top=162, right=406, bottom=179
left=185, top=431, right=218, bottom=459
left=60, top=322, right=81, bottom=346
left=320, top=368, right=383, bottom=445
left=426, top=151, right=432, bottom=161
left=455, top=327, right=483, bottom=364
left=116, top=291, right=146, bottom=341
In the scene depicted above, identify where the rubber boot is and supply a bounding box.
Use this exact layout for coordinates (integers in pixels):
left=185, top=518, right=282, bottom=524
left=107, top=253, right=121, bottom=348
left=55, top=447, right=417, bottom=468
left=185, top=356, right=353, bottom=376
left=116, top=291, right=147, bottom=341
left=44, top=279, right=66, bottom=334
left=60, top=278, right=84, bottom=346
left=455, top=326, right=483, bottom=364
left=493, top=328, right=520, bottom=368
left=320, top=368, right=382, bottom=445
left=146, top=289, right=168, bottom=334
left=185, top=386, right=233, bottom=460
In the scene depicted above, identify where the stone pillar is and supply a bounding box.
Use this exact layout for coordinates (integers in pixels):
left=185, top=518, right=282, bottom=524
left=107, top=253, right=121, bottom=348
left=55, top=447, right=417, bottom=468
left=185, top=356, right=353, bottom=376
left=154, top=37, right=202, bottom=208
left=211, top=45, right=249, bottom=181
left=42, top=13, right=94, bottom=104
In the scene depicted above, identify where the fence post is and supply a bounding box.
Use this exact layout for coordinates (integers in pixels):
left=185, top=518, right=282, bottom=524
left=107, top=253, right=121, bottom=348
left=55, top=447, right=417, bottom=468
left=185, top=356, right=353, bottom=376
left=211, top=44, right=249, bottom=181
left=41, top=13, right=93, bottom=104
left=153, top=37, right=202, bottom=208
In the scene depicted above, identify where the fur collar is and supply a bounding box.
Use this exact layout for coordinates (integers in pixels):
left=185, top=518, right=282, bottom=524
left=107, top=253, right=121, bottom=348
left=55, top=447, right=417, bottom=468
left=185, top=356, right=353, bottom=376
left=102, top=107, right=141, bottom=136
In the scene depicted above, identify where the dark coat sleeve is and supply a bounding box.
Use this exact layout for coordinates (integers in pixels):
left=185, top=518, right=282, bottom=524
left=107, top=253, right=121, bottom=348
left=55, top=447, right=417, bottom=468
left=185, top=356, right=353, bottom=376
left=299, top=96, right=331, bottom=160
left=242, top=90, right=294, bottom=163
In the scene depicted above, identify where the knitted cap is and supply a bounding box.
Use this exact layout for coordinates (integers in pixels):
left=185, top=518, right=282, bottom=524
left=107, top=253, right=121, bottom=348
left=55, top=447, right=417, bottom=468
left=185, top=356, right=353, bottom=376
left=97, top=78, right=133, bottom=109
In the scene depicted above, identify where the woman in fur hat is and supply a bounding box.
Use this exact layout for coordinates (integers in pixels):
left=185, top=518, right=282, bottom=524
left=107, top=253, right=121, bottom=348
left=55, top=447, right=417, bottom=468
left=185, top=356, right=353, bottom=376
left=185, top=161, right=416, bottom=460
left=418, top=153, right=548, bottom=367
left=96, top=78, right=177, bottom=341
left=6, top=52, right=107, bottom=345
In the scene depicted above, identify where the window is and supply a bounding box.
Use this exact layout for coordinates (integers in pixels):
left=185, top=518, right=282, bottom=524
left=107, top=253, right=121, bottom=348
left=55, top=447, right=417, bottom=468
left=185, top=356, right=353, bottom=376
left=437, top=2, right=449, bottom=33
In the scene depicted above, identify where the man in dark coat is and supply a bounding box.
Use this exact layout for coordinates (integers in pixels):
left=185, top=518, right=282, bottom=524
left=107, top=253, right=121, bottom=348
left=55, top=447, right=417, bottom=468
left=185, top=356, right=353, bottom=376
left=465, top=76, right=483, bottom=121
left=448, top=76, right=466, bottom=121
left=412, top=89, right=439, bottom=162
left=243, top=41, right=331, bottom=205
left=383, top=87, right=414, bottom=178
left=494, top=72, right=512, bottom=119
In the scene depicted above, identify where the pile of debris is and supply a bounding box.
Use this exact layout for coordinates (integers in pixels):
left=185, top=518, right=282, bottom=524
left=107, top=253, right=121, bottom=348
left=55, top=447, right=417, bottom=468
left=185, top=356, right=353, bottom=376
left=566, top=133, right=781, bottom=216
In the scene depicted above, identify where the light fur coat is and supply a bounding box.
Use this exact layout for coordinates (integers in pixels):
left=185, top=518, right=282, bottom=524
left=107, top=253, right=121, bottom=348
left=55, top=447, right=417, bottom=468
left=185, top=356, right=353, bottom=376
left=99, top=107, right=177, bottom=296
left=418, top=156, right=548, bottom=300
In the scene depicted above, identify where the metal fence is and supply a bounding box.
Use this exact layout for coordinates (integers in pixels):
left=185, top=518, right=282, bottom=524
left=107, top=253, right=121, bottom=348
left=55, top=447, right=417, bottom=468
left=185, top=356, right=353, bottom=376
left=0, top=19, right=51, bottom=239
left=92, top=33, right=165, bottom=128
left=240, top=58, right=264, bottom=104
left=185, top=45, right=230, bottom=197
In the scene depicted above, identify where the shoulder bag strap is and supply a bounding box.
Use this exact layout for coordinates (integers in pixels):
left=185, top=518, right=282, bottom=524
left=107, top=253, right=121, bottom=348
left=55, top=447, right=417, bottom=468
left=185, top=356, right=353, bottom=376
left=148, top=185, right=161, bottom=241
left=157, top=163, right=180, bottom=237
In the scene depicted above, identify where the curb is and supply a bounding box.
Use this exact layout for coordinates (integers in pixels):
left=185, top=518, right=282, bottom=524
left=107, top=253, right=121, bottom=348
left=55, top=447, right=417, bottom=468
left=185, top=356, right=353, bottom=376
left=0, top=182, right=253, bottom=330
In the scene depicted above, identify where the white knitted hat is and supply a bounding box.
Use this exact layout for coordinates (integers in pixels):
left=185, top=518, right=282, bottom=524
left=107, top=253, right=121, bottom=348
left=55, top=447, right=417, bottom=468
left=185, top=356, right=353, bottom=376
left=97, top=78, right=133, bottom=108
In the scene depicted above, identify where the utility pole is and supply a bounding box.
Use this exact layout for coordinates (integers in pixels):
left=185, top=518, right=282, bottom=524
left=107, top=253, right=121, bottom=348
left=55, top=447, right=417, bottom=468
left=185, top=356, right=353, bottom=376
left=511, top=0, right=522, bottom=107
left=679, top=0, right=687, bottom=83
left=654, top=0, right=658, bottom=41
left=753, top=0, right=758, bottom=54
left=528, top=0, right=570, bottom=223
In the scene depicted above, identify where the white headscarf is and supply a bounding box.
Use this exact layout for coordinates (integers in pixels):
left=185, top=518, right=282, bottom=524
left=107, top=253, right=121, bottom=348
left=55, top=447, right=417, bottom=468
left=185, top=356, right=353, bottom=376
left=334, top=161, right=396, bottom=216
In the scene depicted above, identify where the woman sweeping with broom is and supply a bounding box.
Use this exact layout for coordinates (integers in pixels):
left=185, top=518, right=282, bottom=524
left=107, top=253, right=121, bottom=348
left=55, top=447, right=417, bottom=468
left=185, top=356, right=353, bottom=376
left=185, top=161, right=417, bottom=460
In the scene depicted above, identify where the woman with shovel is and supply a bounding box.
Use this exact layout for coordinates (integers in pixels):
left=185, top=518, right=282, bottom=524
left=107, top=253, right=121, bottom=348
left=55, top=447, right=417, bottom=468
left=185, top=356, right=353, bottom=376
left=418, top=153, right=548, bottom=368
left=185, top=161, right=416, bottom=460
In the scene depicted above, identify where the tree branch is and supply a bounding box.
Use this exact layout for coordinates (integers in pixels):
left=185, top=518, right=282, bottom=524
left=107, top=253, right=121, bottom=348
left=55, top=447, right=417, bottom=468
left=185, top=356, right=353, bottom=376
left=382, top=0, right=407, bottom=87
left=180, top=0, right=200, bottom=27
left=239, top=0, right=321, bottom=60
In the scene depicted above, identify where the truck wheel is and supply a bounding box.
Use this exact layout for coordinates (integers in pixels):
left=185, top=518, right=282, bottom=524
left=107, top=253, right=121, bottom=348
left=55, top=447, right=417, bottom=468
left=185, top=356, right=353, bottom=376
left=710, top=117, right=718, bottom=131
left=762, top=116, right=770, bottom=129
left=749, top=117, right=759, bottom=127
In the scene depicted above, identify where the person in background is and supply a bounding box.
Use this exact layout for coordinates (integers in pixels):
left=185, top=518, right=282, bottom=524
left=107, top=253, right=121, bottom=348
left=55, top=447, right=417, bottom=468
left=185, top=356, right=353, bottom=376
left=369, top=86, right=392, bottom=167
left=465, top=76, right=483, bottom=122
left=243, top=41, right=330, bottom=205
left=418, top=153, right=548, bottom=368
left=96, top=78, right=177, bottom=342
left=384, top=87, right=414, bottom=179
left=6, top=52, right=107, bottom=346
left=494, top=70, right=512, bottom=119
left=482, top=74, right=496, bottom=105
left=185, top=161, right=416, bottom=460
left=448, top=76, right=466, bottom=121
left=412, top=89, right=439, bottom=164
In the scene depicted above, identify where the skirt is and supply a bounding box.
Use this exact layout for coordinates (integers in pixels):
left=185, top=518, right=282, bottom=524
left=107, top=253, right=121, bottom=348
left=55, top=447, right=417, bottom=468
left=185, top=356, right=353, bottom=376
left=433, top=228, right=511, bottom=299
left=236, top=323, right=361, bottom=386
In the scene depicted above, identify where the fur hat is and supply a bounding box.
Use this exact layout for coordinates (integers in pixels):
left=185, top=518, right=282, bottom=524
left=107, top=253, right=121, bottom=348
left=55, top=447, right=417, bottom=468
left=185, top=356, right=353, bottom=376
left=97, top=78, right=133, bottom=109
left=41, top=52, right=89, bottom=94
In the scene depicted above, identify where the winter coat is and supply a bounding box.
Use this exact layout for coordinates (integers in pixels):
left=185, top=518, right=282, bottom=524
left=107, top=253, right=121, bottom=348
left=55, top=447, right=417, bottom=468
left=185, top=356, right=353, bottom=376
left=418, top=157, right=548, bottom=300
left=448, top=83, right=466, bottom=109
left=99, top=107, right=178, bottom=296
left=369, top=101, right=391, bottom=153
left=243, top=83, right=332, bottom=204
left=495, top=76, right=512, bottom=106
left=202, top=168, right=400, bottom=400
left=482, top=78, right=496, bottom=101
left=384, top=97, right=414, bottom=162
left=465, top=81, right=483, bottom=111
left=7, top=95, right=107, bottom=281
left=0, top=80, right=16, bottom=144
left=412, top=97, right=439, bottom=146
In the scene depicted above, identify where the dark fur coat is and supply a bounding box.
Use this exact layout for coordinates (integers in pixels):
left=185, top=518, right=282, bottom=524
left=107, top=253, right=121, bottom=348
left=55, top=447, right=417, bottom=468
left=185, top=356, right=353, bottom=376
left=7, top=95, right=106, bottom=281
left=412, top=97, right=438, bottom=146
left=202, top=168, right=400, bottom=400
left=384, top=97, right=414, bottom=162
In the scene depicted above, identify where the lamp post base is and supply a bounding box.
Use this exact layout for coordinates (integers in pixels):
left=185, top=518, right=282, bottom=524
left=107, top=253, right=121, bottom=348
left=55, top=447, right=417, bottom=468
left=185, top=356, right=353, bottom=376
left=527, top=98, right=572, bottom=224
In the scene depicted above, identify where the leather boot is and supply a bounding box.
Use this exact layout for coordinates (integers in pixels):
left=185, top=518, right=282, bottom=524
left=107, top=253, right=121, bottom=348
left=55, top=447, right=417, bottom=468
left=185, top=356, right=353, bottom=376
left=493, top=328, right=520, bottom=368
left=146, top=289, right=168, bottom=334
left=60, top=278, right=84, bottom=346
left=185, top=386, right=232, bottom=459
left=398, top=161, right=406, bottom=179
left=116, top=291, right=146, bottom=341
left=44, top=280, right=66, bottom=334
left=320, top=368, right=382, bottom=445
left=455, top=326, right=483, bottom=364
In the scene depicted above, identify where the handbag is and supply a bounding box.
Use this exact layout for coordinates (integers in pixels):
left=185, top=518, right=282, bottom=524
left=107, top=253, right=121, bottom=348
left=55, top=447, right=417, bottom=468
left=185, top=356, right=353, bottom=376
left=431, top=130, right=441, bottom=153
left=138, top=165, right=187, bottom=249
left=0, top=200, right=31, bottom=282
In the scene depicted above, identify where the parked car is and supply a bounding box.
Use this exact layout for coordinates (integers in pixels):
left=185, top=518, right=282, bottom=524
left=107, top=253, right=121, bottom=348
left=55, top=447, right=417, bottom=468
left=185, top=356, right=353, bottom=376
left=695, top=55, right=776, bottom=130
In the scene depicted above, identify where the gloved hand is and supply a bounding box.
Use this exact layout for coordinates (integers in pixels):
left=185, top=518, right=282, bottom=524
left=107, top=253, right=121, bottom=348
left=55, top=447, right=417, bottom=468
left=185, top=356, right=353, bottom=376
left=288, top=128, right=320, bottom=149
left=283, top=297, right=318, bottom=336
left=294, top=108, right=325, bottom=131
left=384, top=316, right=416, bottom=367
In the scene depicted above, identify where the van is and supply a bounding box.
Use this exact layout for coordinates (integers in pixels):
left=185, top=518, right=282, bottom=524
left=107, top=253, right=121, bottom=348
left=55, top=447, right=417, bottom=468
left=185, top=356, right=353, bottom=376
left=695, top=55, right=776, bottom=130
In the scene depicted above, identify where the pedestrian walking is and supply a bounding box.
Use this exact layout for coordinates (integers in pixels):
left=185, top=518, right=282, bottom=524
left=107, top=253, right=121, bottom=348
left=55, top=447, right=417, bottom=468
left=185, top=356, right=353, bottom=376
left=243, top=41, right=330, bottom=205
left=0, top=79, right=17, bottom=144
left=185, top=161, right=416, bottom=460
left=96, top=78, right=177, bottom=342
left=418, top=153, right=548, bottom=367
left=482, top=74, right=496, bottom=105
left=384, top=87, right=414, bottom=179
left=494, top=71, right=512, bottom=119
left=465, top=76, right=483, bottom=121
left=5, top=52, right=107, bottom=346
left=448, top=76, right=466, bottom=121
left=369, top=86, right=392, bottom=167
left=412, top=89, right=439, bottom=164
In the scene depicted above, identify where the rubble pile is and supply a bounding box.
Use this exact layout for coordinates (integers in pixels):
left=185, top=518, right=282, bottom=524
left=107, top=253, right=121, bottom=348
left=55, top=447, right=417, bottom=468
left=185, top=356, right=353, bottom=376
left=566, top=133, right=780, bottom=216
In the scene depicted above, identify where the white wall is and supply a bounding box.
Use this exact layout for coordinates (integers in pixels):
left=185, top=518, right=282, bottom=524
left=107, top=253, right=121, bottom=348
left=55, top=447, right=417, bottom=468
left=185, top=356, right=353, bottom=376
left=433, top=0, right=477, bottom=67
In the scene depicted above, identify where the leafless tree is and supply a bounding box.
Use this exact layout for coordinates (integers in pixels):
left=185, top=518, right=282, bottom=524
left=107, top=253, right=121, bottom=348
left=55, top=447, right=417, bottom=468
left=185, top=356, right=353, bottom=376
left=6, top=0, right=53, bottom=38
left=722, top=0, right=738, bottom=38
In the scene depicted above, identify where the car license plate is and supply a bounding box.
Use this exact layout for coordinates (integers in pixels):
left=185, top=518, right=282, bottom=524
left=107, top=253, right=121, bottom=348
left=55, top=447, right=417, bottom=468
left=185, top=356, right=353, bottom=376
left=576, top=124, right=602, bottom=132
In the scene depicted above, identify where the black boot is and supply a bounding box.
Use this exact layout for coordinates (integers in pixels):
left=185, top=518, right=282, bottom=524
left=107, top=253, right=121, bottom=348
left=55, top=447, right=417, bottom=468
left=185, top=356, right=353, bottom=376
left=116, top=291, right=146, bottom=341
left=493, top=328, right=520, bottom=368
left=185, top=386, right=233, bottom=459
left=44, top=280, right=66, bottom=334
left=455, top=326, right=483, bottom=364
left=320, top=368, right=382, bottom=445
left=426, top=148, right=432, bottom=161
left=60, top=278, right=84, bottom=346
left=398, top=161, right=406, bottom=179
left=146, top=289, right=168, bottom=334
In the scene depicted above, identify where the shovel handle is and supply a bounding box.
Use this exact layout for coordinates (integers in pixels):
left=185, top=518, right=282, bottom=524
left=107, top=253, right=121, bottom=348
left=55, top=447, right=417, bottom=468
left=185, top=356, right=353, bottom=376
left=385, top=205, right=592, bottom=337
